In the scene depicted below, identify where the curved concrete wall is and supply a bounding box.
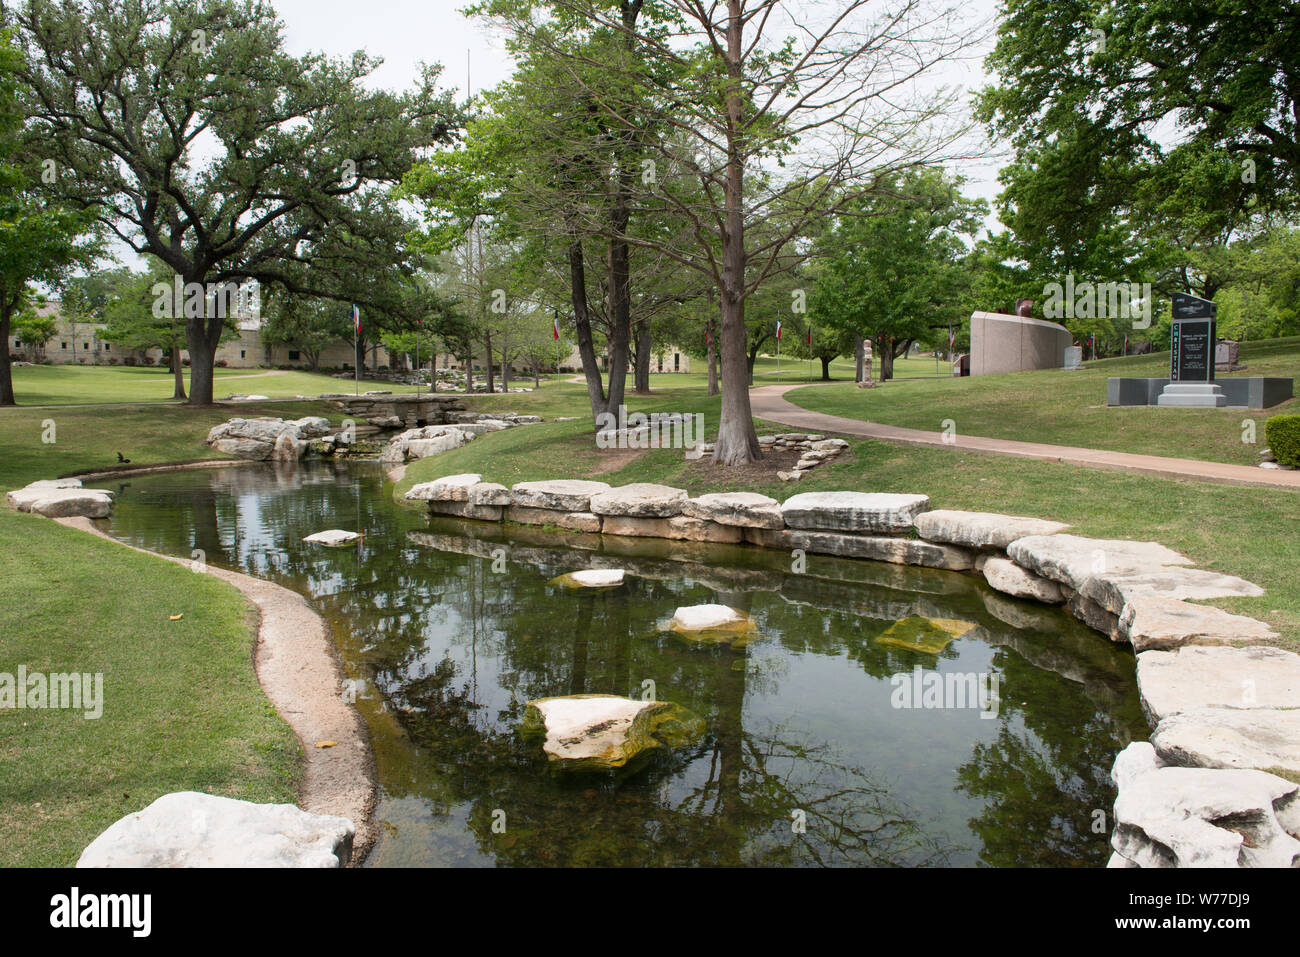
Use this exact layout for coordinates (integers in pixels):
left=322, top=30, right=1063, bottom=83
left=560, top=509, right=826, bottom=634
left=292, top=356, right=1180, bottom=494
left=969, top=311, right=1074, bottom=376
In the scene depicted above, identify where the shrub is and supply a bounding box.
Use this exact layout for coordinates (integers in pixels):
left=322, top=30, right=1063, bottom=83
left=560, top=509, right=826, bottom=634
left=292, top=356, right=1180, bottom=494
left=215, top=359, right=228, bottom=368
left=1265, top=414, right=1300, bottom=467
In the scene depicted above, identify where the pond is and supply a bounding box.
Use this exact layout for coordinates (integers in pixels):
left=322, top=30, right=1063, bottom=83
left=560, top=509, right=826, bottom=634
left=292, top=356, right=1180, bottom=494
left=93, top=460, right=1147, bottom=867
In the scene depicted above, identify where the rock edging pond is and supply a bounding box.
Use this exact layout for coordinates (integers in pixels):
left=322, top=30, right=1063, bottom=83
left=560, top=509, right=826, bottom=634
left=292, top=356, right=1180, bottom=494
left=403, top=474, right=1298, bottom=868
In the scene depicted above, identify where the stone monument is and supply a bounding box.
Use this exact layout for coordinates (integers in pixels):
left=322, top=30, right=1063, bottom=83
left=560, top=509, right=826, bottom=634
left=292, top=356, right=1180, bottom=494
left=1157, top=293, right=1226, bottom=407
left=1063, top=345, right=1083, bottom=370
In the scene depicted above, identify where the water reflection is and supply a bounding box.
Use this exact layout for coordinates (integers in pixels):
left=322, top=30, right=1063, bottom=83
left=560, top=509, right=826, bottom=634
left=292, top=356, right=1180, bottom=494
left=95, top=461, right=1147, bottom=867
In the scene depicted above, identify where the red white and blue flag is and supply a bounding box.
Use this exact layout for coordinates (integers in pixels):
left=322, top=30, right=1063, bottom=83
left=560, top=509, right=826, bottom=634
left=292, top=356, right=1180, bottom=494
left=775, top=320, right=782, bottom=340
left=553, top=311, right=560, bottom=340
left=806, top=325, right=812, bottom=346
left=351, top=304, right=361, bottom=336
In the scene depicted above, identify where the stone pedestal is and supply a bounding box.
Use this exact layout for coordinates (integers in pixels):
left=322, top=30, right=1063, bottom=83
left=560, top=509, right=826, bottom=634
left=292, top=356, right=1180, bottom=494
left=1063, top=346, right=1083, bottom=370
left=1157, top=383, right=1227, bottom=408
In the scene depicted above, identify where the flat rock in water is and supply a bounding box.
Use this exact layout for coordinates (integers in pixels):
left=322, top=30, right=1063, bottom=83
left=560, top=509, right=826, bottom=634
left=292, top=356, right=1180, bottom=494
left=876, top=616, right=978, bottom=654
left=511, top=479, right=612, bottom=511
left=1079, top=567, right=1264, bottom=616
left=520, top=695, right=704, bottom=771
left=1119, top=596, right=1279, bottom=653
left=1152, top=709, right=1300, bottom=777
left=588, top=483, right=689, bottom=517
left=682, top=492, right=784, bottom=528
left=302, top=529, right=361, bottom=547
left=9, top=483, right=114, bottom=518
left=915, top=509, right=1068, bottom=549
left=780, top=491, right=929, bottom=533
left=1136, top=645, right=1300, bottom=724
left=668, top=604, right=756, bottom=647
left=1108, top=742, right=1300, bottom=868
left=982, top=557, right=1065, bottom=604
left=551, top=569, right=625, bottom=589
left=77, top=792, right=355, bottom=868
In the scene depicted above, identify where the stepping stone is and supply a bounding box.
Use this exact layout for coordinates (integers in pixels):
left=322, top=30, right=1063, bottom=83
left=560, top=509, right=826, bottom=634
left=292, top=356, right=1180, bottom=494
left=520, top=694, right=704, bottom=771
left=588, top=483, right=689, bottom=518
left=781, top=491, right=929, bottom=533
left=77, top=792, right=355, bottom=868
left=1136, top=645, right=1300, bottom=724
left=551, top=569, right=625, bottom=589
left=682, top=492, right=784, bottom=529
left=1152, top=709, right=1300, bottom=777
left=668, top=604, right=756, bottom=647
left=982, top=557, right=1065, bottom=603
left=915, top=509, right=1068, bottom=550
left=404, top=473, right=483, bottom=503
left=510, top=479, right=612, bottom=511
left=302, top=529, right=362, bottom=547
left=1119, top=597, right=1279, bottom=653
left=1006, top=534, right=1191, bottom=590
left=875, top=616, right=977, bottom=655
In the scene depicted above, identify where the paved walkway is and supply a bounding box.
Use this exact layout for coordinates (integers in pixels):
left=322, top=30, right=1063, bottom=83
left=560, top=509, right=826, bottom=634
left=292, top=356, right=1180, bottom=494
left=750, top=384, right=1300, bottom=490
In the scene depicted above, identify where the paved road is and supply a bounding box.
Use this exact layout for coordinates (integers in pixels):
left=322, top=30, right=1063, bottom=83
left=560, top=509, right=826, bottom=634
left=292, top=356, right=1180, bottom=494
left=750, top=383, right=1300, bottom=490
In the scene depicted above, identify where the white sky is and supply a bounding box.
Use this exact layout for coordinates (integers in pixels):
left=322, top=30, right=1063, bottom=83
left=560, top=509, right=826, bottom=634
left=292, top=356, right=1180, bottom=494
left=106, top=0, right=1008, bottom=273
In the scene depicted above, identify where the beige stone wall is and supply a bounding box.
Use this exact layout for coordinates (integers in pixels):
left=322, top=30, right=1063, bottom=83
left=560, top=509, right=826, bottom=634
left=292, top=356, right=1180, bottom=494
left=969, top=311, right=1074, bottom=376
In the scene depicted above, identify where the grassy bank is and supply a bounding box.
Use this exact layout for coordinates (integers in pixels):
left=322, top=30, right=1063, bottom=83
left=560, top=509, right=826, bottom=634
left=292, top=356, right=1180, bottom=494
left=786, top=337, right=1300, bottom=466
left=0, top=398, right=350, bottom=866
left=397, top=404, right=1300, bottom=655
left=0, top=508, right=300, bottom=866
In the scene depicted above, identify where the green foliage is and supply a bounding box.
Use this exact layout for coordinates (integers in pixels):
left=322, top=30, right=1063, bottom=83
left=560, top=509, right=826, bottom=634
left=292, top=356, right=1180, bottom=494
left=1265, top=415, right=1300, bottom=468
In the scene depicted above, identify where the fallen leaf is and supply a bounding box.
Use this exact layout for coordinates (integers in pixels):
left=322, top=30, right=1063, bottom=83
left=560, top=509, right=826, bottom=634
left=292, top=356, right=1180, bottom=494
left=169, top=614, right=183, bottom=621
left=315, top=740, right=338, bottom=749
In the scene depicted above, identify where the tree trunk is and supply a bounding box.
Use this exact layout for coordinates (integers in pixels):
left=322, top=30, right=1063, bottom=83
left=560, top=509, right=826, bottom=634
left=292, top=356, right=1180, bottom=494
left=171, top=347, right=186, bottom=400
left=877, top=335, right=894, bottom=381
left=484, top=333, right=495, bottom=393
left=820, top=356, right=831, bottom=380
left=0, top=301, right=15, bottom=406
left=568, top=237, right=608, bottom=421
left=184, top=313, right=219, bottom=406
left=706, top=314, right=718, bottom=396
left=854, top=336, right=865, bottom=382
left=633, top=319, right=651, bottom=393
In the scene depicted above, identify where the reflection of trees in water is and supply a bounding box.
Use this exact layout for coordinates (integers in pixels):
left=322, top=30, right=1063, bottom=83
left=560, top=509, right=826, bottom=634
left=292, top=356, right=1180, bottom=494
left=954, top=647, right=1139, bottom=867
left=385, top=595, right=953, bottom=867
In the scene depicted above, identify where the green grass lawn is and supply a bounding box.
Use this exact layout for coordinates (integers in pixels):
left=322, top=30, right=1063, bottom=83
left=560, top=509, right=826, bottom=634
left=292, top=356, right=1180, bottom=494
left=6, top=364, right=430, bottom=406
left=0, top=507, right=300, bottom=866
left=785, top=337, right=1300, bottom=466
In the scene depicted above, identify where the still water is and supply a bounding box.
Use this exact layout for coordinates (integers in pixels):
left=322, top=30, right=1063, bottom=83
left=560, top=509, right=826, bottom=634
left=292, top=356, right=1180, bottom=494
left=94, top=460, right=1147, bottom=867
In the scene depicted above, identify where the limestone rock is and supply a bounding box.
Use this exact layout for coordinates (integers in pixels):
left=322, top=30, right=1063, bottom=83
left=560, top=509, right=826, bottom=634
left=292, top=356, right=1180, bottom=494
left=1136, top=645, right=1300, bottom=724
left=588, top=483, right=689, bottom=518
left=77, top=792, right=355, bottom=868
left=746, top=527, right=974, bottom=571
left=302, top=529, right=362, bottom=547
left=1067, top=592, right=1121, bottom=641
left=1152, top=709, right=1300, bottom=777
left=667, top=604, right=756, bottom=646
left=1108, top=742, right=1300, bottom=868
left=551, top=569, right=625, bottom=589
left=404, top=473, right=483, bottom=503
left=271, top=432, right=301, bottom=462
left=520, top=695, right=704, bottom=771
left=469, top=482, right=511, bottom=507
left=601, top=514, right=743, bottom=544
left=426, top=501, right=505, bottom=522
left=289, top=416, right=332, bottom=438
left=876, top=616, right=978, bottom=655
left=781, top=491, right=929, bottom=533
left=8, top=484, right=114, bottom=519
left=682, top=492, right=784, bottom=529
left=1079, top=568, right=1265, bottom=617
left=1006, top=534, right=1191, bottom=591
left=505, top=505, right=602, bottom=533
left=915, top=509, right=1068, bottom=550
left=510, top=479, right=612, bottom=511
left=982, top=557, right=1065, bottom=603
left=1119, top=597, right=1279, bottom=653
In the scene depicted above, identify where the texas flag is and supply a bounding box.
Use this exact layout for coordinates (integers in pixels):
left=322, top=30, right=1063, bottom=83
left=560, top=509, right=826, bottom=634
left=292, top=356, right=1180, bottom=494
left=351, top=304, right=361, bottom=336
left=775, top=319, right=782, bottom=340
left=806, top=325, right=812, bottom=346
left=552, top=311, right=560, bottom=341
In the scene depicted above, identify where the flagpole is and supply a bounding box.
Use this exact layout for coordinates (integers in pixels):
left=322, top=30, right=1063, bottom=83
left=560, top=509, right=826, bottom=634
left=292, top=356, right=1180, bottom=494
left=776, top=322, right=780, bottom=384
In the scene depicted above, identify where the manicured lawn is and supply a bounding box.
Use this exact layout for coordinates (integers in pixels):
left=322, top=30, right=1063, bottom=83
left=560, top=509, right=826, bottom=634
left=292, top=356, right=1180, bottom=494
left=785, top=337, right=1300, bottom=466
left=6, top=364, right=429, bottom=406
left=0, top=507, right=300, bottom=866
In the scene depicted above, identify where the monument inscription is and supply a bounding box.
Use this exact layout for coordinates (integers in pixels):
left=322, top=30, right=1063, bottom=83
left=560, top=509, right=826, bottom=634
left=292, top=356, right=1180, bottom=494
left=1169, top=292, right=1216, bottom=383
